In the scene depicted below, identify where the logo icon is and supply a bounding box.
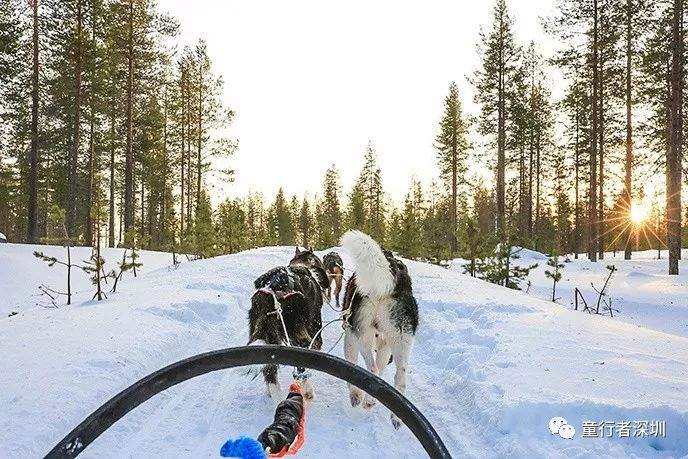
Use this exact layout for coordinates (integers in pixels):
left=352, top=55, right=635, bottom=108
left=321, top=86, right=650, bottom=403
left=549, top=417, right=576, bottom=439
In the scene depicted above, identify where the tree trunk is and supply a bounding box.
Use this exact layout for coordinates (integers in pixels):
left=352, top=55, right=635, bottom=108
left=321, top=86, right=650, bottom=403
left=67, top=0, right=83, bottom=240
left=27, top=0, right=39, bottom=243
left=535, top=119, right=541, bottom=251
left=495, top=11, right=506, bottom=237
left=161, top=85, right=168, bottom=244
left=496, top=55, right=506, bottom=237
left=598, top=35, right=605, bottom=260
left=451, top=123, right=457, bottom=255
left=85, top=2, right=97, bottom=247
left=140, top=178, right=145, bottom=241
left=588, top=0, right=599, bottom=262
left=196, top=66, right=203, bottom=213
left=85, top=115, right=94, bottom=246
left=528, top=108, right=534, bottom=237
left=667, top=0, right=683, bottom=275
left=180, top=69, right=186, bottom=235
left=624, top=0, right=633, bottom=260
left=123, top=0, right=134, bottom=238
left=574, top=109, right=580, bottom=260
left=186, top=85, right=192, bottom=225
left=109, top=106, right=116, bottom=247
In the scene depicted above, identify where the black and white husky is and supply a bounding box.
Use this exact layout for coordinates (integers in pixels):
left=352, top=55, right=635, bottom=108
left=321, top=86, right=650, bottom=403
left=248, top=248, right=329, bottom=399
left=340, top=230, right=419, bottom=429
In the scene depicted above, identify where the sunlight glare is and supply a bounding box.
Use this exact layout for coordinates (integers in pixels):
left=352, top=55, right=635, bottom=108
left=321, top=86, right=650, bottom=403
left=630, top=201, right=650, bottom=225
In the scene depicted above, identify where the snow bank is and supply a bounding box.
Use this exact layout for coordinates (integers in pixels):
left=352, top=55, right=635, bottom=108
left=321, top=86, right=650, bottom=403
left=450, top=247, right=688, bottom=338
left=0, top=243, right=180, bottom=316
left=1, top=245, right=687, bottom=457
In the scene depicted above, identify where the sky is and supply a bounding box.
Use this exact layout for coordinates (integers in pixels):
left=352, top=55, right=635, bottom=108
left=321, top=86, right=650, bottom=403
left=157, top=0, right=556, bottom=204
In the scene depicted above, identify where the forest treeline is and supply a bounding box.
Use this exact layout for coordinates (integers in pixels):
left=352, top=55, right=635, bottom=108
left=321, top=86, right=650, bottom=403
left=0, top=0, right=685, bottom=273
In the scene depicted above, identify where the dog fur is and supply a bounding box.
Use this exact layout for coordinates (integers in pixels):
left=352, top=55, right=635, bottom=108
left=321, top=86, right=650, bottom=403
left=340, top=230, right=419, bottom=428
left=248, top=247, right=329, bottom=399
left=323, top=251, right=344, bottom=308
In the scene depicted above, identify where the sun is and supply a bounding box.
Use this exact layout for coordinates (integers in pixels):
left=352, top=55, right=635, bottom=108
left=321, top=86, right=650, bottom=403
left=630, top=201, right=650, bottom=225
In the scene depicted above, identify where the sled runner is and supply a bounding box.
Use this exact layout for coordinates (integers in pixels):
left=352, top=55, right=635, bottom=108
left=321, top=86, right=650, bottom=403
left=45, top=346, right=450, bottom=458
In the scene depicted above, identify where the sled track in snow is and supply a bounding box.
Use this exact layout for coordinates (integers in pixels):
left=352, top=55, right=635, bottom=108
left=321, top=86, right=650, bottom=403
left=46, top=345, right=451, bottom=458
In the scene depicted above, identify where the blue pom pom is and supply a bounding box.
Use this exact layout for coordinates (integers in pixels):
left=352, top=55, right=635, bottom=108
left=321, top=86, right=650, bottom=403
left=220, top=436, right=266, bottom=459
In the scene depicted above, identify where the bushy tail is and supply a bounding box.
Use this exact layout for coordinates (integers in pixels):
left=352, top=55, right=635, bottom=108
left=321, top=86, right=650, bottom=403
left=340, top=230, right=393, bottom=299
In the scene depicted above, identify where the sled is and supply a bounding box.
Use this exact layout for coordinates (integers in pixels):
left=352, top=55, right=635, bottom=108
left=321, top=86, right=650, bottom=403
left=45, top=345, right=450, bottom=458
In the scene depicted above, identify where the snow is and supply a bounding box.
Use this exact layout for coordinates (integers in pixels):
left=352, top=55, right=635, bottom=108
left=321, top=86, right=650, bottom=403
left=449, top=248, right=688, bottom=338
left=0, top=243, right=181, bottom=316
left=1, top=244, right=688, bottom=458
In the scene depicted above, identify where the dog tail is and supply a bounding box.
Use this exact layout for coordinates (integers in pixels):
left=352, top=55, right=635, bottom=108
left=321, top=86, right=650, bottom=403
left=340, top=230, right=394, bottom=299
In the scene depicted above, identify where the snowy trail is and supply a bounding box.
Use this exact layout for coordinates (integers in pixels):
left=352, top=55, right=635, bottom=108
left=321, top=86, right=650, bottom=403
left=2, top=245, right=688, bottom=457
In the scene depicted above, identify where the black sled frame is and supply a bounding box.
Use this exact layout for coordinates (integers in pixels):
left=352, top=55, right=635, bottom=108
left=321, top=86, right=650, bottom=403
left=46, top=345, right=450, bottom=458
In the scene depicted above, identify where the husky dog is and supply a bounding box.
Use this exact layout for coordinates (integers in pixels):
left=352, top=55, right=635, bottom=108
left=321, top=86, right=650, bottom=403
left=248, top=247, right=329, bottom=399
left=323, top=251, right=344, bottom=308
left=340, top=230, right=419, bottom=429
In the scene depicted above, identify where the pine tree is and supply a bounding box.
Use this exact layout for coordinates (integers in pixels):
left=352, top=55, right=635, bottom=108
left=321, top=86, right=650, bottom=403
left=544, top=253, right=564, bottom=302
left=298, top=195, right=313, bottom=249
left=434, top=81, right=469, bottom=255
left=193, top=189, right=215, bottom=257
left=267, top=188, right=295, bottom=246
left=473, top=0, right=520, bottom=237
left=350, top=141, right=385, bottom=242
left=27, top=0, right=39, bottom=243
left=457, top=213, right=491, bottom=277
left=395, top=180, right=425, bottom=259
left=666, top=0, right=683, bottom=274
left=315, top=166, right=342, bottom=248
left=216, top=198, right=247, bottom=254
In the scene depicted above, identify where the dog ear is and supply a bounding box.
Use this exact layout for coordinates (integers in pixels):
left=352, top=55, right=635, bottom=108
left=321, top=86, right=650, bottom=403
left=308, top=246, right=313, bottom=253
left=295, top=246, right=300, bottom=256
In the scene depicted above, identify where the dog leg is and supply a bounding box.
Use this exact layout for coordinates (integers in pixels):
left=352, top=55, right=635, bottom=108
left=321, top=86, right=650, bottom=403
left=262, top=364, right=281, bottom=399
left=375, top=339, right=392, bottom=377
left=390, top=334, right=413, bottom=429
left=334, top=273, right=342, bottom=308
left=300, top=377, right=315, bottom=400
left=344, top=332, right=364, bottom=407
left=359, top=338, right=380, bottom=410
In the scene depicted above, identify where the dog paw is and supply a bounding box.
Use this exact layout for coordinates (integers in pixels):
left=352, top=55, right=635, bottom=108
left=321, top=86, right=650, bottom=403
left=349, top=390, right=363, bottom=407
left=391, top=415, right=402, bottom=430
left=266, top=383, right=282, bottom=399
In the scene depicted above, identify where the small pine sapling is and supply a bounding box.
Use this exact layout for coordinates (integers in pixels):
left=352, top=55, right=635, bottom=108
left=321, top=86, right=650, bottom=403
left=33, top=204, right=77, bottom=305
left=592, top=265, right=618, bottom=315
left=476, top=242, right=537, bottom=290
left=82, top=247, right=107, bottom=301
left=130, top=245, right=142, bottom=277
left=110, top=248, right=143, bottom=293
left=122, top=229, right=144, bottom=278
left=33, top=246, right=78, bottom=305
left=544, top=253, right=564, bottom=302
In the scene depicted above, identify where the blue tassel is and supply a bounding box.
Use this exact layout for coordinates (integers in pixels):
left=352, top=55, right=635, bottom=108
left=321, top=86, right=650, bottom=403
left=220, top=436, right=267, bottom=459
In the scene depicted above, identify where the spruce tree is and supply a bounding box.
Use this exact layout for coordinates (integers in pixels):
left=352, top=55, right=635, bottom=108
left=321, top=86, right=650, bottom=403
left=298, top=195, right=313, bottom=249
left=434, top=81, right=469, bottom=255
left=316, top=165, right=342, bottom=248
left=472, top=0, right=520, bottom=237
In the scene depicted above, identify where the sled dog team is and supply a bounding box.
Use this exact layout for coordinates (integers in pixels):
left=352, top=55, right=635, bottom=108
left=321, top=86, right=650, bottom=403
left=248, top=230, right=419, bottom=429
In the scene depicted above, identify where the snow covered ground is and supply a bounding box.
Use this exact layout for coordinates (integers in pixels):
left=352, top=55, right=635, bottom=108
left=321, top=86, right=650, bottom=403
left=1, top=243, right=687, bottom=458
left=450, top=248, right=688, bottom=338
left=0, top=243, right=181, bottom=316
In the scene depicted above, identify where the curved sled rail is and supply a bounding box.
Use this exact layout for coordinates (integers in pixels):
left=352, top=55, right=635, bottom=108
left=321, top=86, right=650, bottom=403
left=45, top=345, right=451, bottom=458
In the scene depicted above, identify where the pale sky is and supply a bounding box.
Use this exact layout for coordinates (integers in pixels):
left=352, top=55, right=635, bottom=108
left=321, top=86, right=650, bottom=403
left=157, top=0, right=556, bottom=204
